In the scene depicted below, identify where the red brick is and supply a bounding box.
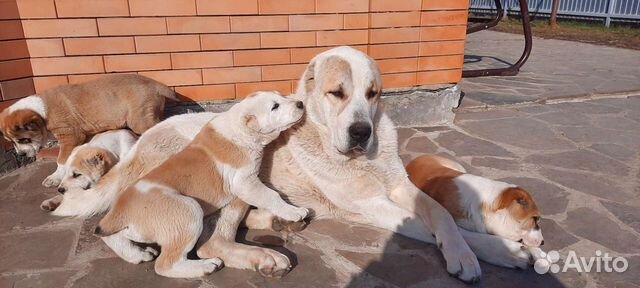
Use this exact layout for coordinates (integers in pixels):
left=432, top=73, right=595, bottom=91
left=201, top=33, right=261, bottom=51
left=171, top=51, right=233, bottom=69
left=0, top=1, right=19, bottom=20
left=259, top=0, right=314, bottom=14
left=421, top=11, right=468, bottom=26
left=63, top=37, right=135, bottom=56
left=135, top=35, right=200, bottom=53
left=418, top=55, right=464, bottom=70
left=22, top=19, right=98, bottom=38
left=98, top=18, right=167, bottom=36
left=0, top=99, right=18, bottom=111
left=129, top=0, right=196, bottom=16
left=382, top=72, right=416, bottom=88
left=420, top=26, right=466, bottom=41
left=230, top=16, right=288, bottom=32
left=197, top=0, right=258, bottom=15
left=26, top=39, right=65, bottom=57
left=368, top=42, right=420, bottom=59
left=261, top=32, right=316, bottom=48
left=371, top=0, right=421, bottom=12
left=0, top=59, right=32, bottom=81
left=261, top=64, right=306, bottom=81
left=0, top=40, right=29, bottom=61
left=32, top=76, right=68, bottom=93
left=416, top=69, right=461, bottom=85
left=31, top=56, right=104, bottom=76
left=422, top=0, right=469, bottom=10
left=175, top=84, right=236, bottom=101
left=419, top=41, right=465, bottom=56
left=370, top=27, right=420, bottom=44
left=377, top=58, right=418, bottom=74
left=0, top=20, right=24, bottom=40
left=290, top=14, right=343, bottom=31
left=67, top=73, right=112, bottom=84
left=370, top=12, right=421, bottom=28
left=235, top=81, right=291, bottom=98
left=316, top=0, right=368, bottom=13
left=104, top=54, right=172, bottom=72
left=0, top=78, right=35, bottom=100
left=203, top=67, right=261, bottom=84
left=343, top=14, right=369, bottom=29
left=167, top=17, right=230, bottom=34
left=290, top=46, right=331, bottom=63
left=317, top=30, right=368, bottom=46
left=16, top=0, right=57, bottom=18
left=139, top=69, right=203, bottom=86
left=55, top=0, right=129, bottom=17
left=233, top=49, right=290, bottom=66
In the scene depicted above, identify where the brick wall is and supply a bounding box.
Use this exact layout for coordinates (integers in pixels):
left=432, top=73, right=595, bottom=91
left=0, top=0, right=468, bottom=106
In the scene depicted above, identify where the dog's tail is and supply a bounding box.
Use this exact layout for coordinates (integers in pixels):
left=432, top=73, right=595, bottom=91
left=157, top=83, right=179, bottom=101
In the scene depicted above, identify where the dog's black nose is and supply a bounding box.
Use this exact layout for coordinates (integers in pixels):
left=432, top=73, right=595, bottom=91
left=57, top=187, right=66, bottom=194
left=540, top=240, right=545, bottom=246
left=296, top=101, right=304, bottom=109
left=348, top=122, right=372, bottom=144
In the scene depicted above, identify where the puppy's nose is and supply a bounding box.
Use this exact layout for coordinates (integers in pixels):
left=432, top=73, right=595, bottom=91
left=540, top=240, right=545, bottom=246
left=296, top=101, right=304, bottom=109
left=348, top=122, right=372, bottom=144
left=57, top=187, right=66, bottom=194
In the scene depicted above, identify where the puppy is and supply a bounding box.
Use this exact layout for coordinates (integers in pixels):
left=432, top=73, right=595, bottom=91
left=40, top=130, right=138, bottom=211
left=406, top=155, right=544, bottom=247
left=0, top=74, right=176, bottom=188
left=94, top=92, right=308, bottom=278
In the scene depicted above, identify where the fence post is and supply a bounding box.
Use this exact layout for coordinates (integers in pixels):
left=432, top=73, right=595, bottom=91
left=605, top=0, right=616, bottom=27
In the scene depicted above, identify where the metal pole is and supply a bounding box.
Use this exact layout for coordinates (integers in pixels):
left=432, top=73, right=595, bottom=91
left=606, top=0, right=617, bottom=27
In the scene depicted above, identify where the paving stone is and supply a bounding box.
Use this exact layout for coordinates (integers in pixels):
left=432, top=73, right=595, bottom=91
left=500, top=177, right=569, bottom=215
left=526, top=150, right=630, bottom=175
left=594, top=116, right=640, bottom=131
left=0, top=230, right=75, bottom=273
left=534, top=111, right=590, bottom=126
left=557, top=126, right=640, bottom=150
left=540, top=168, right=632, bottom=202
left=597, top=96, right=640, bottom=111
left=458, top=118, right=575, bottom=150
left=303, top=220, right=391, bottom=248
left=412, top=126, right=451, bottom=133
left=396, top=128, right=415, bottom=147
left=400, top=154, right=414, bottom=166
left=471, top=157, right=520, bottom=171
left=590, top=256, right=640, bottom=287
left=434, top=131, right=516, bottom=157
left=454, top=109, right=522, bottom=121
left=601, top=201, right=640, bottom=234
left=0, top=194, right=59, bottom=233
left=551, top=102, right=623, bottom=115
left=72, top=258, right=201, bottom=288
left=0, top=271, right=76, bottom=288
left=1, top=161, right=57, bottom=200
left=514, top=105, right=556, bottom=115
left=564, top=208, right=640, bottom=254
left=404, top=136, right=438, bottom=154
left=480, top=261, right=587, bottom=288
left=538, top=218, right=580, bottom=251
left=589, top=144, right=636, bottom=162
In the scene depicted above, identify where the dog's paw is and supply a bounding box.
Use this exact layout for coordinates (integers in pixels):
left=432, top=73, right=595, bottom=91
left=40, top=196, right=62, bottom=211
left=440, top=238, right=481, bottom=283
left=42, top=174, right=62, bottom=188
left=272, top=217, right=309, bottom=232
left=201, top=258, right=223, bottom=275
left=256, top=249, right=292, bottom=278
left=276, top=206, right=308, bottom=222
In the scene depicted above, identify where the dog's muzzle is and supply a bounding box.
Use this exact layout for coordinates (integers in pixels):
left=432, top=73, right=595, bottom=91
left=348, top=122, right=372, bottom=151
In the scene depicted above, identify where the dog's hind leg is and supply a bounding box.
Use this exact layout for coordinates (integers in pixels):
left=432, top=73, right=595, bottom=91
left=101, top=231, right=158, bottom=264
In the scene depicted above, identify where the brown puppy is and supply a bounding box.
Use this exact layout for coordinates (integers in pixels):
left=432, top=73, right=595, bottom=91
left=0, top=74, right=176, bottom=187
left=406, top=155, right=544, bottom=247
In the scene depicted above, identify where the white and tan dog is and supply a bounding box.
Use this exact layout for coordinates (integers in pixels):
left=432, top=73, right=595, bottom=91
left=407, top=155, right=544, bottom=247
left=0, top=74, right=175, bottom=188
left=40, top=129, right=138, bottom=211
left=94, top=92, right=307, bottom=278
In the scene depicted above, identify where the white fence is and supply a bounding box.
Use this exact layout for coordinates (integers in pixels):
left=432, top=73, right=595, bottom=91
left=469, top=0, right=640, bottom=26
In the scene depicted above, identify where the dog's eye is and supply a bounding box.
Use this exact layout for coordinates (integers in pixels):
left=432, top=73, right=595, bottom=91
left=72, top=172, right=81, bottom=178
left=533, top=216, right=540, bottom=223
left=367, top=90, right=378, bottom=99
left=271, top=103, right=279, bottom=111
left=17, top=138, right=31, bottom=144
left=328, top=90, right=344, bottom=99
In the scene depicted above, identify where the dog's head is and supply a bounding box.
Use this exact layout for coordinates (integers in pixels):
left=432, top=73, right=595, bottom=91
left=58, top=147, right=117, bottom=194
left=297, top=46, right=382, bottom=156
left=0, top=109, right=46, bottom=157
left=487, top=187, right=544, bottom=247
left=236, top=91, right=305, bottom=142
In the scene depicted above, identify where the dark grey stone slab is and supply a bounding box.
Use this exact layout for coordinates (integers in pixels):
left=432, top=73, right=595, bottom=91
left=471, top=157, right=520, bottom=171
left=564, top=208, right=640, bottom=254
left=601, top=201, right=640, bottom=234
left=404, top=136, right=438, bottom=154
left=540, top=168, right=632, bottom=202
left=525, top=150, right=630, bottom=175
left=458, top=118, right=574, bottom=150
left=0, top=230, right=75, bottom=273
left=434, top=130, right=515, bottom=157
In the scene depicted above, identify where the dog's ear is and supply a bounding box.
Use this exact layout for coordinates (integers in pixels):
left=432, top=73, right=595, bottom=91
left=298, top=60, right=316, bottom=96
left=244, top=114, right=260, bottom=132
left=497, top=187, right=531, bottom=210
left=87, top=153, right=104, bottom=167
left=24, top=113, right=44, bottom=131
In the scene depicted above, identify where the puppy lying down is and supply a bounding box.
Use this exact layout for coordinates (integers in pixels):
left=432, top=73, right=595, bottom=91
left=94, top=92, right=308, bottom=278
left=41, top=129, right=138, bottom=211
left=406, top=155, right=544, bottom=247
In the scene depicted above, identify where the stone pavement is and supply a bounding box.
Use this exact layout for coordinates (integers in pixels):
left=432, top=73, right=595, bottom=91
left=461, top=30, right=640, bottom=107
left=1, top=94, right=638, bottom=287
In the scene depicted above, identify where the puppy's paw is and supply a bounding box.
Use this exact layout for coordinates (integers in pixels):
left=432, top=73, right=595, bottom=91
left=276, top=206, right=309, bottom=222
left=201, top=258, right=223, bottom=275
left=272, top=217, right=309, bottom=232
left=256, top=249, right=292, bottom=278
left=42, top=174, right=62, bottom=188
left=40, top=196, right=62, bottom=211
left=440, top=238, right=481, bottom=283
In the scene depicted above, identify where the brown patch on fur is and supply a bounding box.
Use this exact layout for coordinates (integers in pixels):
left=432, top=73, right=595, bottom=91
left=190, top=125, right=248, bottom=168
left=494, top=187, right=540, bottom=229
left=406, top=155, right=465, bottom=220
left=0, top=109, right=46, bottom=143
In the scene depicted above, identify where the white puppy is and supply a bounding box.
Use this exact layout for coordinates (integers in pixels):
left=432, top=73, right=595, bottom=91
left=94, top=92, right=307, bottom=278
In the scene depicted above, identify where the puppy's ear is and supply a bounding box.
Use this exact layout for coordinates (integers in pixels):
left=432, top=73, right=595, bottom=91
left=87, top=153, right=105, bottom=167
left=244, top=114, right=260, bottom=132
left=497, top=187, right=530, bottom=210
left=24, top=114, right=44, bottom=131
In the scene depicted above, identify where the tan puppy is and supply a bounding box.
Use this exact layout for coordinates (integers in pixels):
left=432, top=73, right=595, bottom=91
left=94, top=92, right=307, bottom=278
left=0, top=74, right=175, bottom=188
left=406, top=155, right=544, bottom=247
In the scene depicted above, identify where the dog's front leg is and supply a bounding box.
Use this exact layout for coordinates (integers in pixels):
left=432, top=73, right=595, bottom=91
left=234, top=179, right=308, bottom=222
